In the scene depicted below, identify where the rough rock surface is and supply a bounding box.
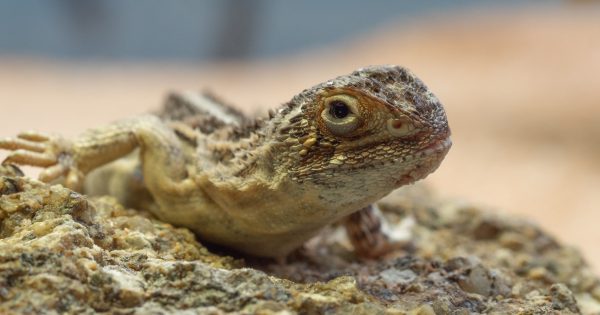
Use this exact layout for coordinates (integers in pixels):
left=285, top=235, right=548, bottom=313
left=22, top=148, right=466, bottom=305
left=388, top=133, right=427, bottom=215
left=0, top=164, right=599, bottom=314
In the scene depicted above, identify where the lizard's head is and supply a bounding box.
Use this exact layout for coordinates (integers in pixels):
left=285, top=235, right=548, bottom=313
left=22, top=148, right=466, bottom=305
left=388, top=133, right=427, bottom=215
left=273, top=65, right=451, bottom=209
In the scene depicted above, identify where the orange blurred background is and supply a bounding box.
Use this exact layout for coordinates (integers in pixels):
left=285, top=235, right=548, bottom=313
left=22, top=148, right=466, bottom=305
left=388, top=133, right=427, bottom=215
left=1, top=2, right=600, bottom=269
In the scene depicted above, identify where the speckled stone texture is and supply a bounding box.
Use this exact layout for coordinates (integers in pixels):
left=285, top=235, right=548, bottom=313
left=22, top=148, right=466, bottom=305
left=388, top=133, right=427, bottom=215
left=0, top=164, right=598, bottom=314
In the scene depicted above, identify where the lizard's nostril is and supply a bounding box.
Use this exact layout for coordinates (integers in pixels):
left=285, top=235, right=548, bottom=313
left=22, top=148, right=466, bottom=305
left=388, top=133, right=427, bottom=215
left=386, top=118, right=415, bottom=137
left=391, top=119, right=403, bottom=129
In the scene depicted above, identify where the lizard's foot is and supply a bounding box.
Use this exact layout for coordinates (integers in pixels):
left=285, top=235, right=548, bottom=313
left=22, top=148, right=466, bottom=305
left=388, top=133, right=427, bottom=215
left=344, top=204, right=411, bottom=259
left=0, top=131, right=83, bottom=190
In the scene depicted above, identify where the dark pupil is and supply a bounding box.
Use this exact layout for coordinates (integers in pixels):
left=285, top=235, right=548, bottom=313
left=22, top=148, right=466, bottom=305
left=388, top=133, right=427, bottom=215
left=329, top=101, right=349, bottom=119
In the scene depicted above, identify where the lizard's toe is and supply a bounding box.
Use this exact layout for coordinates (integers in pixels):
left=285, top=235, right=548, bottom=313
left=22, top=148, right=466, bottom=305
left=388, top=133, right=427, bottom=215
left=16, top=131, right=50, bottom=142
left=39, top=164, right=69, bottom=183
left=3, top=150, right=57, bottom=167
left=65, top=167, right=84, bottom=191
left=0, top=137, right=46, bottom=152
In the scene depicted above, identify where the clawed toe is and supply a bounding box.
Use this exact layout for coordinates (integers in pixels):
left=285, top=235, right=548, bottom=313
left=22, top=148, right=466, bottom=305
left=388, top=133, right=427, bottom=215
left=3, top=149, right=57, bottom=167
left=65, top=168, right=84, bottom=191
left=0, top=137, right=46, bottom=152
left=16, top=131, right=50, bottom=142
left=39, top=164, right=69, bottom=183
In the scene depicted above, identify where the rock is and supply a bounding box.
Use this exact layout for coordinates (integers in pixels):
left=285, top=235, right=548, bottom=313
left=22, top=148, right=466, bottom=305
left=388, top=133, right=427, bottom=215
left=551, top=283, right=580, bottom=313
left=0, top=164, right=599, bottom=314
left=379, top=268, right=417, bottom=287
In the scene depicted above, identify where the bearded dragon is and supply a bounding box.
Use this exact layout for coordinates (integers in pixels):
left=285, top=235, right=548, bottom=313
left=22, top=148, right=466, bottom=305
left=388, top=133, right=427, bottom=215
left=0, top=65, right=451, bottom=258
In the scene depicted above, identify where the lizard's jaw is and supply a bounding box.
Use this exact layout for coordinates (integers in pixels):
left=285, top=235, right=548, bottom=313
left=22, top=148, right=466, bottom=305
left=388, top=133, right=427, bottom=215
left=395, top=136, right=452, bottom=186
left=421, top=136, right=452, bottom=158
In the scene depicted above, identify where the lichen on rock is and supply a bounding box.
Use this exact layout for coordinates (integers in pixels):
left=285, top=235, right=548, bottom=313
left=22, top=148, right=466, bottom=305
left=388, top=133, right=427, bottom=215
left=0, top=164, right=599, bottom=314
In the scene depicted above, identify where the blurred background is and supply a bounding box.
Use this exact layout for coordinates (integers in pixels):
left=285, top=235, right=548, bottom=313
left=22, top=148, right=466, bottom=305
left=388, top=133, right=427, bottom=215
left=1, top=1, right=599, bottom=269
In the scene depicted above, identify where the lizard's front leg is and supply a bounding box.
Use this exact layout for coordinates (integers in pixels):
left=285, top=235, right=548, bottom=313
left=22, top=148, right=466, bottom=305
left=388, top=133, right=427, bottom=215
left=0, top=115, right=193, bottom=195
left=343, top=204, right=408, bottom=259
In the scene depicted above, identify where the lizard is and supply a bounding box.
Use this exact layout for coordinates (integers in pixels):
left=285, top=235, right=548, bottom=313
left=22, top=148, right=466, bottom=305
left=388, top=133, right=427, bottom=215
left=0, top=65, right=451, bottom=258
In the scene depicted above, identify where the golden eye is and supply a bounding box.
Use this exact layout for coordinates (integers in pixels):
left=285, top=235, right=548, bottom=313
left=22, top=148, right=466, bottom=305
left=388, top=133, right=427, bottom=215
left=321, top=95, right=360, bottom=136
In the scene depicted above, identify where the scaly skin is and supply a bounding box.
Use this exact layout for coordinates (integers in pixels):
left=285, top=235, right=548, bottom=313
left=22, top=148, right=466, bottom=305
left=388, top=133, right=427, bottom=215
left=0, top=65, right=451, bottom=258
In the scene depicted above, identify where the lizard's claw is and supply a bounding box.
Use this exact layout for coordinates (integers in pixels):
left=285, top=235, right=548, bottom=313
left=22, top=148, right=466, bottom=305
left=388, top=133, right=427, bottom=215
left=0, top=131, right=83, bottom=190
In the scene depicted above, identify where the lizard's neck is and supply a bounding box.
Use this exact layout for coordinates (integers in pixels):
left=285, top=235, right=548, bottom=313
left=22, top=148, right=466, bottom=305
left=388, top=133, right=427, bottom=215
left=196, top=99, right=352, bottom=238
left=202, top=99, right=307, bottom=187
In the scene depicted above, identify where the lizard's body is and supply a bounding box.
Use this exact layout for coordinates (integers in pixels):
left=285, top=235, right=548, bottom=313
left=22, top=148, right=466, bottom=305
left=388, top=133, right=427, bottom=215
left=1, top=66, right=451, bottom=258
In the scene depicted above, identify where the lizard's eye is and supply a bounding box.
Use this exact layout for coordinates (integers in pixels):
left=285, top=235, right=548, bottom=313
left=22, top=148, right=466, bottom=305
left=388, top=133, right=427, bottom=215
left=321, top=94, right=361, bottom=136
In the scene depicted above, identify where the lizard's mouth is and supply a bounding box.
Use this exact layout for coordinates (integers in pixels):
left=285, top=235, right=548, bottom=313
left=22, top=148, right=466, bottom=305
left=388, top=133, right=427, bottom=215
left=394, top=136, right=452, bottom=186
left=421, top=136, right=452, bottom=157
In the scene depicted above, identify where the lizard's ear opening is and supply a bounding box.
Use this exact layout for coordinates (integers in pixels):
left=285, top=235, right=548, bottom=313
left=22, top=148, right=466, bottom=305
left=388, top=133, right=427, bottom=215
left=320, top=94, right=361, bottom=136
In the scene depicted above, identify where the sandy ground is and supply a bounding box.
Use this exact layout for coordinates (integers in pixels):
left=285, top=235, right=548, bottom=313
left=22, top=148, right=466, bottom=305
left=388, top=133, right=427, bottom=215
left=1, top=6, right=600, bottom=269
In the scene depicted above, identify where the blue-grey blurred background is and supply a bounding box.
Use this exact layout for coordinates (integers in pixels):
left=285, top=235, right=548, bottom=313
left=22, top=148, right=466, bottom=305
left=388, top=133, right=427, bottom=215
left=0, top=0, right=559, bottom=61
